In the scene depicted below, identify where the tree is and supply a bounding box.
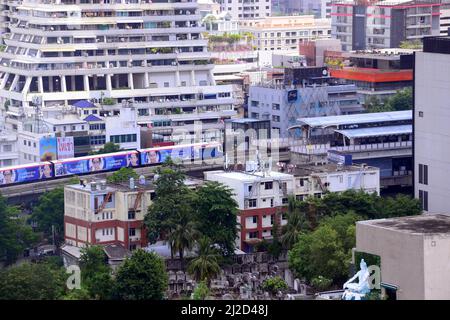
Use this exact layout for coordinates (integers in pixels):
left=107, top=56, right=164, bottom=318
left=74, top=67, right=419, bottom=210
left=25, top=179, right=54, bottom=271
left=187, top=237, right=221, bottom=284
left=386, top=88, right=412, bottom=111
left=145, top=158, right=193, bottom=244
left=261, top=276, right=288, bottom=295
left=193, top=181, right=238, bottom=257
left=0, top=261, right=67, bottom=299
left=115, top=249, right=168, bottom=300
left=167, top=210, right=199, bottom=267
left=91, top=142, right=121, bottom=155
left=106, top=167, right=139, bottom=184
left=365, top=88, right=412, bottom=113
left=364, top=95, right=393, bottom=113
left=281, top=197, right=307, bottom=249
left=0, top=195, right=37, bottom=265
left=288, top=212, right=359, bottom=284
left=79, top=246, right=114, bottom=300
left=31, top=187, right=64, bottom=245
left=192, top=280, right=210, bottom=300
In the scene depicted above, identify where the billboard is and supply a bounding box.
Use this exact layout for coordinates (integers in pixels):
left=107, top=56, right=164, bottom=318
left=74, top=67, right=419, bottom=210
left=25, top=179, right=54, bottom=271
left=327, top=150, right=352, bottom=166
left=57, top=137, right=75, bottom=160
left=39, top=137, right=57, bottom=161
left=54, top=152, right=139, bottom=177
left=0, top=163, right=53, bottom=185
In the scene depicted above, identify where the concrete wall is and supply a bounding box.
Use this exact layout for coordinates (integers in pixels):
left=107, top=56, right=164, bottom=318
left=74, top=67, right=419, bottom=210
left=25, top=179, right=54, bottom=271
left=414, top=51, right=450, bottom=214
left=423, top=234, right=450, bottom=299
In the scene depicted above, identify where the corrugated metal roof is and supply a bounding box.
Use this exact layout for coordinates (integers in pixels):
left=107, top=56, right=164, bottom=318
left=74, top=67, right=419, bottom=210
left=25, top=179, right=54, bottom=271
left=335, top=124, right=412, bottom=139
left=296, top=110, right=412, bottom=128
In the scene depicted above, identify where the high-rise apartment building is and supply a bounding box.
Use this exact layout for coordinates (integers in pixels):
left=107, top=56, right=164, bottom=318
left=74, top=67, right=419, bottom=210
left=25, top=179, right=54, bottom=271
left=331, top=0, right=441, bottom=51
left=414, top=36, right=450, bottom=214
left=218, top=0, right=271, bottom=20
left=0, top=0, right=236, bottom=144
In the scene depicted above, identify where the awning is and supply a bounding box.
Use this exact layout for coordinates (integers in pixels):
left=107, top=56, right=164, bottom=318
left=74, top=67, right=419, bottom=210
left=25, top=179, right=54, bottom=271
left=334, top=125, right=412, bottom=139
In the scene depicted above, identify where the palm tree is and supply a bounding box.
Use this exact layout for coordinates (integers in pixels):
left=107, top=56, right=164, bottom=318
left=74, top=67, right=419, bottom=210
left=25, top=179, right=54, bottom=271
left=187, top=237, right=221, bottom=284
left=281, top=197, right=305, bottom=249
left=167, top=211, right=198, bottom=268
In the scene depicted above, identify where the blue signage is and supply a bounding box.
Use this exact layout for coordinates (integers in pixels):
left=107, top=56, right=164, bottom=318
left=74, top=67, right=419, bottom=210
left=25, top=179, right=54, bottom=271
left=327, top=150, right=352, bottom=166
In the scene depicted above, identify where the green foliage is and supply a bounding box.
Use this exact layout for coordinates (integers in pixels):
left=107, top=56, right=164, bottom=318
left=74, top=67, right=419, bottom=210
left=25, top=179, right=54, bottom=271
left=0, top=261, right=67, bottom=299
left=354, top=251, right=381, bottom=270
left=31, top=187, right=65, bottom=244
left=106, top=167, right=139, bottom=183
left=101, top=97, right=116, bottom=105
left=145, top=158, right=193, bottom=244
left=261, top=276, right=288, bottom=295
left=187, top=237, right=221, bottom=283
left=79, top=246, right=114, bottom=300
left=192, top=181, right=238, bottom=257
left=62, top=287, right=92, bottom=300
left=0, top=195, right=38, bottom=265
left=365, top=290, right=383, bottom=300
left=91, top=142, right=121, bottom=155
left=115, top=249, right=168, bottom=300
left=365, top=88, right=412, bottom=113
left=399, top=40, right=422, bottom=49
left=192, top=280, right=209, bottom=300
left=167, top=209, right=199, bottom=264
left=286, top=191, right=421, bottom=286
left=311, top=276, right=333, bottom=291
left=288, top=223, right=349, bottom=284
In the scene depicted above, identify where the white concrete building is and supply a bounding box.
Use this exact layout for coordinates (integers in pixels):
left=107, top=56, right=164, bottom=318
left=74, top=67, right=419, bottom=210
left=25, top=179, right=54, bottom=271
left=205, top=169, right=293, bottom=252
left=290, top=163, right=380, bottom=200
left=0, top=127, right=19, bottom=167
left=414, top=36, right=450, bottom=214
left=218, top=0, right=271, bottom=20
left=0, top=0, right=237, bottom=144
left=240, top=15, right=332, bottom=51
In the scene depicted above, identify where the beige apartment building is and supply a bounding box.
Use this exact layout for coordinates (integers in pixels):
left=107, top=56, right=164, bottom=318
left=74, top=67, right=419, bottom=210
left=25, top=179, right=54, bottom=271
left=240, top=15, right=331, bottom=51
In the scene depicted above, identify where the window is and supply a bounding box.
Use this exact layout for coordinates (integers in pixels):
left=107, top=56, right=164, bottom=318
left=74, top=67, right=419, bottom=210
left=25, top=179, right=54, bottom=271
left=419, top=190, right=428, bottom=211
left=418, top=164, right=428, bottom=185
left=110, top=134, right=137, bottom=144
left=129, top=244, right=137, bottom=251
left=90, top=135, right=106, bottom=145
left=129, top=228, right=136, bottom=237
left=272, top=103, right=280, bottom=110
left=270, top=215, right=274, bottom=225
left=282, top=198, right=289, bottom=204
left=264, top=181, right=273, bottom=190
left=249, top=231, right=259, bottom=239
left=3, top=145, right=12, bottom=152
left=128, top=211, right=135, bottom=220
left=248, top=199, right=257, bottom=208
left=252, top=216, right=257, bottom=224
left=272, top=115, right=280, bottom=122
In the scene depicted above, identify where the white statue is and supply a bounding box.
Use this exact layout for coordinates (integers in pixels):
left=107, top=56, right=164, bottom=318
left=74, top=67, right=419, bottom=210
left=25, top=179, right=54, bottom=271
left=342, top=259, right=371, bottom=300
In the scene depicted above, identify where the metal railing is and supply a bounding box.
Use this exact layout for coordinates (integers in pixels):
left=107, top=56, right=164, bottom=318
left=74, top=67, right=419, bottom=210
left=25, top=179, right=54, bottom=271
left=290, top=140, right=412, bottom=155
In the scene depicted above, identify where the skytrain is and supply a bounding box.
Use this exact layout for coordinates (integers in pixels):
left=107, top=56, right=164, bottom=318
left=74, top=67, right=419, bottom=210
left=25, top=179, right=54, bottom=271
left=0, top=142, right=222, bottom=187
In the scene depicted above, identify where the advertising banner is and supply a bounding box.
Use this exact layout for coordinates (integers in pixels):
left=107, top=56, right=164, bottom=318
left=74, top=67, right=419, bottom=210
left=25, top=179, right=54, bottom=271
left=57, top=137, right=75, bottom=160
left=39, top=137, right=57, bottom=161
left=0, top=163, right=53, bottom=185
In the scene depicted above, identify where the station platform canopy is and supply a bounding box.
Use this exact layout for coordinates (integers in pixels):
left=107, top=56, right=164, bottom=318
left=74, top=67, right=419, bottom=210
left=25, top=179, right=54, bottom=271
left=292, top=110, right=412, bottom=129
left=334, top=124, right=412, bottom=139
